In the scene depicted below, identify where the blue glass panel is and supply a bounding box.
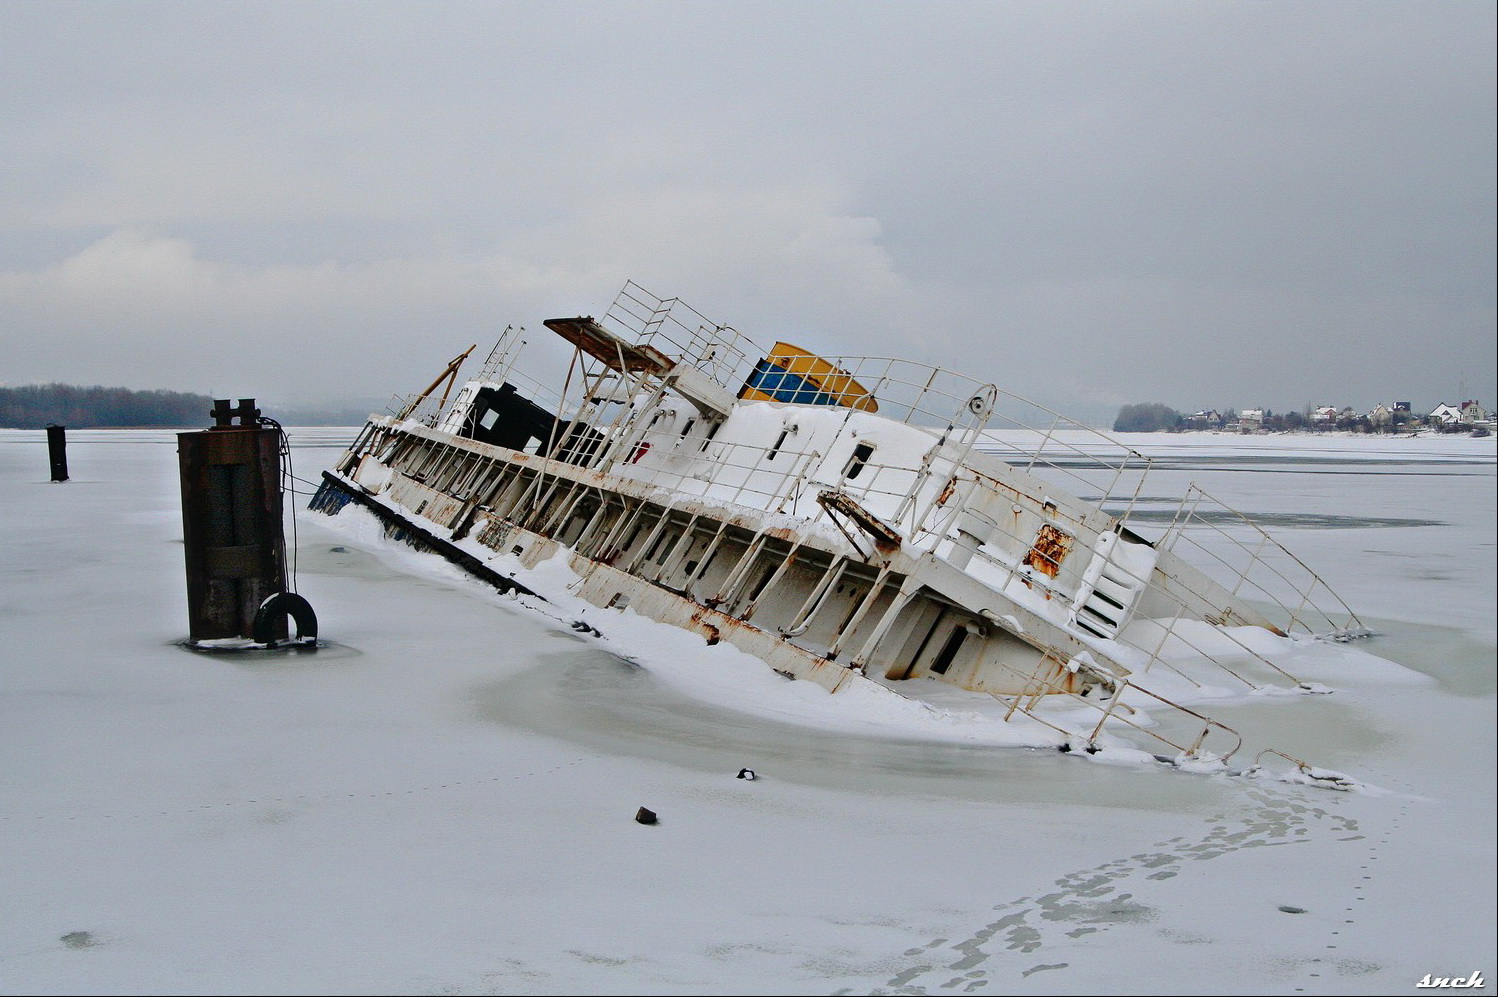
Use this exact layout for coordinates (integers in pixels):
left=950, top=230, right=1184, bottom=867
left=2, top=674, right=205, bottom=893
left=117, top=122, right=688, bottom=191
left=745, top=360, right=840, bottom=407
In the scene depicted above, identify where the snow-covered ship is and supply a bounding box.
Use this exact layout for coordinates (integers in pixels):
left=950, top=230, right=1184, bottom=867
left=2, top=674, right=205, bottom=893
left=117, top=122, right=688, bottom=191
left=311, top=282, right=1365, bottom=769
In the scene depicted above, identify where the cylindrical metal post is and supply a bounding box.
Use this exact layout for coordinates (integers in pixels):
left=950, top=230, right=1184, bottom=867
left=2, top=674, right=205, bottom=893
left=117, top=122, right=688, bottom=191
left=178, top=398, right=288, bottom=644
left=46, top=424, right=68, bottom=482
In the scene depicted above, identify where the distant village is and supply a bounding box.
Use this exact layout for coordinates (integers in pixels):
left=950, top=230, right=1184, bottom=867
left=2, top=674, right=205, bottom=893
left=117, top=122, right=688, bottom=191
left=1115, top=399, right=1493, bottom=435
left=1184, top=400, right=1491, bottom=435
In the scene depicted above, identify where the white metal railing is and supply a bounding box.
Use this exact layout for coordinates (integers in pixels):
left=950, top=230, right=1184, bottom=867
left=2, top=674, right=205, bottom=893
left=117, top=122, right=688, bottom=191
left=604, top=281, right=759, bottom=389
left=1152, top=484, right=1365, bottom=637
left=476, top=325, right=528, bottom=384
left=386, top=392, right=443, bottom=427
left=457, top=285, right=1169, bottom=533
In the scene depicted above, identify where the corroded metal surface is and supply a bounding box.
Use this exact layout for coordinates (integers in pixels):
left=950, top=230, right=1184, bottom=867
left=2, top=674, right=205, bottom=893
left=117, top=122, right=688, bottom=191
left=178, top=402, right=285, bottom=642
left=816, top=489, right=902, bottom=553
left=544, top=316, right=674, bottom=374
left=1023, top=523, right=1073, bottom=579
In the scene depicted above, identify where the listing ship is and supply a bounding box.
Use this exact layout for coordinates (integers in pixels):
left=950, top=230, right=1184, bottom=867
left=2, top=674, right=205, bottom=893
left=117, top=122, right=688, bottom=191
left=311, top=282, right=1364, bottom=771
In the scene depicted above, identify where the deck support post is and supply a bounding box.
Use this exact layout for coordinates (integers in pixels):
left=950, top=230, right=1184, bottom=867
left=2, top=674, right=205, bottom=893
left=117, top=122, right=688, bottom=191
left=781, top=557, right=848, bottom=637
left=826, top=562, right=896, bottom=659
left=849, top=576, right=922, bottom=670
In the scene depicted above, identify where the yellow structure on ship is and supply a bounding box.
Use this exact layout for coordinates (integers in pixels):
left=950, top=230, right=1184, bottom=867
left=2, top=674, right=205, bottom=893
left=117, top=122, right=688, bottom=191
left=738, top=342, right=878, bottom=413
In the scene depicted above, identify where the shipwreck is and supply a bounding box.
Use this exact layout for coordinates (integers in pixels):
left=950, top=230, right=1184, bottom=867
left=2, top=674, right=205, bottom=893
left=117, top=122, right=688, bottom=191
left=311, top=282, right=1366, bottom=773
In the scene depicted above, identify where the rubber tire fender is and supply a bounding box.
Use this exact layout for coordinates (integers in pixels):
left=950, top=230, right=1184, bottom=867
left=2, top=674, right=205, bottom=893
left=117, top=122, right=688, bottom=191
left=253, top=591, right=318, bottom=645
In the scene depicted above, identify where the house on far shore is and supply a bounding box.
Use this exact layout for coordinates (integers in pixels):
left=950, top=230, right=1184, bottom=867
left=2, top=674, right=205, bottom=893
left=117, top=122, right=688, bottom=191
left=1184, top=409, right=1221, bottom=430
left=1311, top=405, right=1339, bottom=426
left=1229, top=408, right=1265, bottom=433
left=1370, top=402, right=1418, bottom=433
left=1429, top=402, right=1461, bottom=425
left=1429, top=400, right=1489, bottom=429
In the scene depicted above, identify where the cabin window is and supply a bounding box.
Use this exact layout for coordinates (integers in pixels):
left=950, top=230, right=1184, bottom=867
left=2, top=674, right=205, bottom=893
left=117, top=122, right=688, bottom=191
left=680, top=418, right=695, bottom=438
left=747, top=563, right=778, bottom=602
left=767, top=429, right=789, bottom=461
left=478, top=407, right=500, bottom=431
left=930, top=625, right=969, bottom=675
left=692, top=546, right=719, bottom=579
left=843, top=442, right=875, bottom=480
left=699, top=420, right=722, bottom=451
left=622, top=520, right=646, bottom=551
left=643, top=528, right=673, bottom=565
left=835, top=589, right=864, bottom=636
left=680, top=536, right=706, bottom=577
left=654, top=530, right=681, bottom=565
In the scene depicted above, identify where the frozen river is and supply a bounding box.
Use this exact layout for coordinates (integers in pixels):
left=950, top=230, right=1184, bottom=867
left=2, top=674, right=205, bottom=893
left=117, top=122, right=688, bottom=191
left=1, top=428, right=1492, bottom=995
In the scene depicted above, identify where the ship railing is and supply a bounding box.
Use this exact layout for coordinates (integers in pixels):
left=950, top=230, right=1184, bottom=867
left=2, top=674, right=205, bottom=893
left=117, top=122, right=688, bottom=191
left=926, top=488, right=1351, bottom=695
left=1082, top=679, right=1246, bottom=761
left=451, top=285, right=1158, bottom=524
left=975, top=416, right=1155, bottom=523
left=606, top=424, right=865, bottom=523
left=1146, top=484, right=1366, bottom=638
left=601, top=423, right=1101, bottom=569
left=476, top=325, right=528, bottom=384
left=603, top=281, right=761, bottom=389
left=505, top=367, right=573, bottom=421
left=600, top=415, right=1147, bottom=574
left=926, top=630, right=1249, bottom=762
left=595, top=284, right=1021, bottom=438
left=988, top=673, right=1248, bottom=762
left=595, top=419, right=942, bottom=539
left=787, top=355, right=1160, bottom=520
left=598, top=284, right=1148, bottom=487
left=385, top=391, right=444, bottom=428
left=402, top=343, right=1359, bottom=660
left=963, top=424, right=1364, bottom=643
left=592, top=286, right=1164, bottom=524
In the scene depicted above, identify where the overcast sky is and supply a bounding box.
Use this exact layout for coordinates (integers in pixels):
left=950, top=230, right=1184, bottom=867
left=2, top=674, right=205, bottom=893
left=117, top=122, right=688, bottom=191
left=2, top=2, right=1493, bottom=422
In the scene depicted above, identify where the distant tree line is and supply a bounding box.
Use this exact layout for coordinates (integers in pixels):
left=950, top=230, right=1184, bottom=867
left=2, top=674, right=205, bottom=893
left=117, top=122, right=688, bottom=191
left=0, top=384, right=215, bottom=428
left=1112, top=403, right=1183, bottom=433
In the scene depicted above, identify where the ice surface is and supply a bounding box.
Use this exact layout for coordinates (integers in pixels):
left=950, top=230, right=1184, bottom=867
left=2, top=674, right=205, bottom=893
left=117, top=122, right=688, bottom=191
left=1, top=427, right=1492, bottom=995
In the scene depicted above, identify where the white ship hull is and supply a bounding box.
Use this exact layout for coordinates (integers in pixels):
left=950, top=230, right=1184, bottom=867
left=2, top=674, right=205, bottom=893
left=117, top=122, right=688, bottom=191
left=312, top=282, right=1364, bottom=769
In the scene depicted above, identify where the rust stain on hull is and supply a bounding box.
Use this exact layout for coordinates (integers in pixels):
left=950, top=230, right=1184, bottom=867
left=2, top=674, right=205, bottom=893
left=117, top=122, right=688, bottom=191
left=1024, top=523, right=1073, bottom=579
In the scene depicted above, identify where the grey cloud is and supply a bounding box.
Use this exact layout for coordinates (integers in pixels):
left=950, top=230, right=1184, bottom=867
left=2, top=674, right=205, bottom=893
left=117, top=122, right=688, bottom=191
left=1, top=2, right=1491, bottom=418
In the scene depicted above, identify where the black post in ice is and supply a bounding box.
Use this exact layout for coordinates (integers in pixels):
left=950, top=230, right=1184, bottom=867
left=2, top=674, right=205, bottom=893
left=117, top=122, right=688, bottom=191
left=46, top=424, right=68, bottom=482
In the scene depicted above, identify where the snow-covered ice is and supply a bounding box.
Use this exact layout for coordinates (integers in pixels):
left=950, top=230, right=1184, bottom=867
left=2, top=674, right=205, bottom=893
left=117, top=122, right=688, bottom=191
left=1, top=427, right=1493, bottom=995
